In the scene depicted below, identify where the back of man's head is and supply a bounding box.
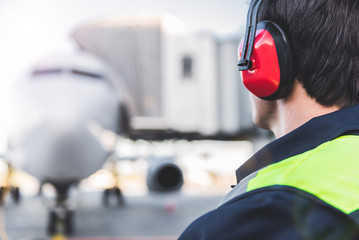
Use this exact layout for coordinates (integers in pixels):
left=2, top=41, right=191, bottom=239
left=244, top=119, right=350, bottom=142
left=259, top=0, right=359, bottom=108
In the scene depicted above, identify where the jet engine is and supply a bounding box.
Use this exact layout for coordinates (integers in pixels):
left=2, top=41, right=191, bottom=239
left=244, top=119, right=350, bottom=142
left=146, top=157, right=183, bottom=193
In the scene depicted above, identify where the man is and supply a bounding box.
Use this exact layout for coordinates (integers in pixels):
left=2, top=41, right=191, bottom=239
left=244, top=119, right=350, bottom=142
left=179, top=0, right=359, bottom=239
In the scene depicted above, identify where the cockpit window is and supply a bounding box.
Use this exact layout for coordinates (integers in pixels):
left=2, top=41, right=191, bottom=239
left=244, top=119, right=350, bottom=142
left=32, top=69, right=104, bottom=80
left=70, top=70, right=103, bottom=79
left=32, top=69, right=63, bottom=76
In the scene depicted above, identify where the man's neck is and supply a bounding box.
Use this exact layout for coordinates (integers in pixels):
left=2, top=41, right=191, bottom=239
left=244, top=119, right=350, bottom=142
left=272, top=81, right=340, bottom=138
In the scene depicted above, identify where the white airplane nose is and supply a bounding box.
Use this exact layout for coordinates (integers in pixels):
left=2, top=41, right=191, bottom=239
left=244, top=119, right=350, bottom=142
left=11, top=120, right=110, bottom=182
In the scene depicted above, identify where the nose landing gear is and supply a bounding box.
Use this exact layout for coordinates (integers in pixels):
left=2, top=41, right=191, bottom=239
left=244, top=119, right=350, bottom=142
left=46, top=182, right=75, bottom=237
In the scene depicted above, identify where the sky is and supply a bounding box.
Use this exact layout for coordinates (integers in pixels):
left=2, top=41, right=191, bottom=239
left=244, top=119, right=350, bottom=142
left=0, top=0, right=249, bottom=147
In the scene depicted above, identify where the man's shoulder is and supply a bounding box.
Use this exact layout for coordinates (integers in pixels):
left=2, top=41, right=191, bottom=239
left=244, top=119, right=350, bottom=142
left=179, top=135, right=359, bottom=239
left=179, top=186, right=359, bottom=240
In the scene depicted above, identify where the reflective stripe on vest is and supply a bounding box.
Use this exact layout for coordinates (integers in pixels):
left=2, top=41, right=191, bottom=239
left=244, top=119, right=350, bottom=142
left=247, top=135, right=359, bottom=214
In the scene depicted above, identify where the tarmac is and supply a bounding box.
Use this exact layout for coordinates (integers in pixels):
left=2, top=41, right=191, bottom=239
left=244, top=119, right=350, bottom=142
left=0, top=139, right=256, bottom=240
left=1, top=190, right=224, bottom=240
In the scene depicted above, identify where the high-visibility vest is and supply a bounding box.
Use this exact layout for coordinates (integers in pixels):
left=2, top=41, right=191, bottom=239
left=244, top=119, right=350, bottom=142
left=220, top=135, right=359, bottom=221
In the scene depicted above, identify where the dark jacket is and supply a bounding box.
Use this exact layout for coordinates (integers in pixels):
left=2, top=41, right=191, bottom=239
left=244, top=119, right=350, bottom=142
left=179, top=105, right=359, bottom=240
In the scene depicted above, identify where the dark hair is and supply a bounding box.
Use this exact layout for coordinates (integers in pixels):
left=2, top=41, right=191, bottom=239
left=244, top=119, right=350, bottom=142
left=259, top=0, right=359, bottom=108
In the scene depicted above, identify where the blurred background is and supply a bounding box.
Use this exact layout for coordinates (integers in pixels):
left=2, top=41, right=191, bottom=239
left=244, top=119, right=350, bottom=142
left=0, top=0, right=273, bottom=239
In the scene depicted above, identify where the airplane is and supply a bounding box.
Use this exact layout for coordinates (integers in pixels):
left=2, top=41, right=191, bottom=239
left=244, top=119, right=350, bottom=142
left=5, top=51, right=184, bottom=236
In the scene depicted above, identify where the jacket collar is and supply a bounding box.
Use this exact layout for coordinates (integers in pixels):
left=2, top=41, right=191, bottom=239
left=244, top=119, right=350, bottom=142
left=236, top=104, right=359, bottom=183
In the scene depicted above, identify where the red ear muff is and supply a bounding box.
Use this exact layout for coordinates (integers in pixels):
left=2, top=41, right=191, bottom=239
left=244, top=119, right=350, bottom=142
left=238, top=21, right=294, bottom=100
left=238, top=0, right=294, bottom=100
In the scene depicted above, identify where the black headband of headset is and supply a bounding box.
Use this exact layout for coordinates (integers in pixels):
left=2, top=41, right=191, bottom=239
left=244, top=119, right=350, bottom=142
left=238, top=0, right=263, bottom=71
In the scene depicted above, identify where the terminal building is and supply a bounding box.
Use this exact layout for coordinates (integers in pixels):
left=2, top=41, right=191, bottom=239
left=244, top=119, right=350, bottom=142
left=71, top=13, right=253, bottom=138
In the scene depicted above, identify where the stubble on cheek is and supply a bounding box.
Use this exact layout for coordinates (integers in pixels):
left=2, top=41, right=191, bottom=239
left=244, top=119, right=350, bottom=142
left=251, top=96, right=278, bottom=131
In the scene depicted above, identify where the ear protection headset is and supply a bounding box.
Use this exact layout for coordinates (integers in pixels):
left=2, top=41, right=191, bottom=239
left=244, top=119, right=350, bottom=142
left=238, top=0, right=294, bottom=100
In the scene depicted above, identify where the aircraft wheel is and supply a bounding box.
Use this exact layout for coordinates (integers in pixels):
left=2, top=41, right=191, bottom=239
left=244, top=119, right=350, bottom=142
left=0, top=187, right=7, bottom=205
left=47, top=210, right=57, bottom=235
left=103, top=188, right=111, bottom=207
left=64, top=210, right=74, bottom=235
left=11, top=187, right=20, bottom=204
left=103, top=187, right=125, bottom=207
left=114, top=187, right=125, bottom=206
